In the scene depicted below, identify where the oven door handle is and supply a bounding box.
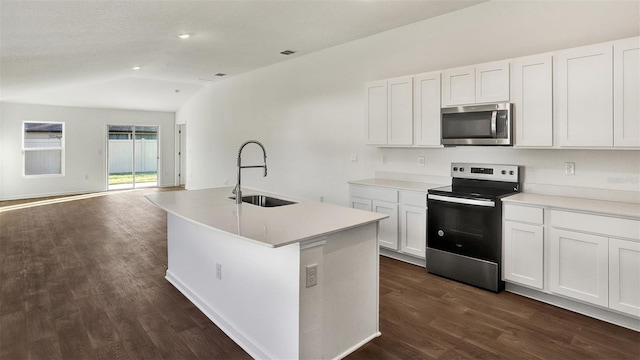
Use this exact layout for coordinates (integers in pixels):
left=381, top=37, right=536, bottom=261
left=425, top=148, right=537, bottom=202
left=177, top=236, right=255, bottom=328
left=428, top=194, right=495, bottom=207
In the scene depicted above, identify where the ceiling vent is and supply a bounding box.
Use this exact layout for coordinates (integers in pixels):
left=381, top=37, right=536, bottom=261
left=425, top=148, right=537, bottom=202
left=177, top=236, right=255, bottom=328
left=280, top=50, right=296, bottom=55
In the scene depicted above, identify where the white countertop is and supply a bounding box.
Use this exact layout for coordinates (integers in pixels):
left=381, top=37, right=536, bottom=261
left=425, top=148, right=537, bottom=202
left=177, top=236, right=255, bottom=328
left=348, top=178, right=445, bottom=192
left=145, top=187, right=387, bottom=248
left=350, top=177, right=640, bottom=219
left=503, top=193, right=640, bottom=219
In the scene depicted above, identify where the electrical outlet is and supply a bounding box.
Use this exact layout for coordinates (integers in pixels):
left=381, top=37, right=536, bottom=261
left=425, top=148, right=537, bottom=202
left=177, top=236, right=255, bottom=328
left=565, top=162, right=575, bottom=175
left=319, top=195, right=324, bottom=203
left=418, top=156, right=425, bottom=166
left=382, top=155, right=388, bottom=165
left=306, top=264, right=318, bottom=288
left=216, top=263, right=222, bottom=280
left=350, top=154, right=358, bottom=163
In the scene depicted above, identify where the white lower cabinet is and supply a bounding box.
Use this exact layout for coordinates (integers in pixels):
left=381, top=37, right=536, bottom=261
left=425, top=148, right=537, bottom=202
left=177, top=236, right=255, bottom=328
left=503, top=204, right=545, bottom=289
left=373, top=200, right=399, bottom=250
left=503, top=202, right=640, bottom=326
left=398, top=192, right=427, bottom=258
left=504, top=221, right=544, bottom=289
left=609, top=238, right=640, bottom=317
left=350, top=184, right=427, bottom=261
left=350, top=197, right=372, bottom=211
left=549, top=228, right=609, bottom=307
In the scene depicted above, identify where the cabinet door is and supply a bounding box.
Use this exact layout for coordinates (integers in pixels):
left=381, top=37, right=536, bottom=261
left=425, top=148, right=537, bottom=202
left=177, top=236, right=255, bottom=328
left=365, top=80, right=388, bottom=145
left=387, top=76, right=414, bottom=145
left=476, top=61, right=510, bottom=104
left=350, top=197, right=372, bottom=211
left=511, top=55, right=553, bottom=147
left=442, top=67, right=475, bottom=106
left=373, top=200, right=398, bottom=250
left=549, top=228, right=609, bottom=307
left=614, top=37, right=640, bottom=148
left=556, top=43, right=614, bottom=147
left=609, top=238, right=640, bottom=317
left=414, top=72, right=441, bottom=147
left=503, top=221, right=544, bottom=289
left=399, top=204, right=426, bottom=258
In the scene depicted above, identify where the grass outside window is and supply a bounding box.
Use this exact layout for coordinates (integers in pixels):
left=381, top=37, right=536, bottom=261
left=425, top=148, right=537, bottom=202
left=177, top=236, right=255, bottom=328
left=108, top=172, right=157, bottom=185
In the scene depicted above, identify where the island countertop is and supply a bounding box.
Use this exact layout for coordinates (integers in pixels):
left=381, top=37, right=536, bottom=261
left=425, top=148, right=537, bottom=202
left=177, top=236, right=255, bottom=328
left=145, top=186, right=387, bottom=248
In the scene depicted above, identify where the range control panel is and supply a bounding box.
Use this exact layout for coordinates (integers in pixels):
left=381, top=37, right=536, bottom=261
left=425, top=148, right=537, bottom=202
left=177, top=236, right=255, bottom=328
left=451, top=163, right=519, bottom=182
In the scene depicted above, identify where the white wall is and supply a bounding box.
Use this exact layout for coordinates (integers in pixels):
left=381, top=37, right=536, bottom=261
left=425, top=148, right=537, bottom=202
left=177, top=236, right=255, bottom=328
left=0, top=102, right=176, bottom=200
left=177, top=1, right=640, bottom=205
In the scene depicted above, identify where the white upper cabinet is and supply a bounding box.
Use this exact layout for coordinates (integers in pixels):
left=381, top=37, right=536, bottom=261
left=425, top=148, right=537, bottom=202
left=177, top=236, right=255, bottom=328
left=556, top=43, right=614, bottom=147
left=365, top=36, right=636, bottom=149
left=365, top=77, right=413, bottom=146
left=388, top=76, right=414, bottom=145
left=413, top=71, right=442, bottom=147
left=365, top=80, right=388, bottom=145
left=614, top=37, right=640, bottom=148
left=511, top=54, right=554, bottom=147
left=442, top=61, right=509, bottom=106
left=442, top=66, right=475, bottom=106
left=476, top=61, right=511, bottom=104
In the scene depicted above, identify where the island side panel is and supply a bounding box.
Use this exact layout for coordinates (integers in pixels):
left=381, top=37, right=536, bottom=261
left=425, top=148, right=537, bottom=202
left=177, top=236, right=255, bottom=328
left=299, top=223, right=380, bottom=359
left=166, top=213, right=301, bottom=360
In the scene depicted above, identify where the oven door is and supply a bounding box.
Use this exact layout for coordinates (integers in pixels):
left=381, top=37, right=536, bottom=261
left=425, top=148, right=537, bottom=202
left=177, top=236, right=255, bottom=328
left=427, top=194, right=500, bottom=262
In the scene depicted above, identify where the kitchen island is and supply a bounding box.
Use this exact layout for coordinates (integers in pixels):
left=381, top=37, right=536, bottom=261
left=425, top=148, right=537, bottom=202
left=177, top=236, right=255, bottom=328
left=145, top=187, right=387, bottom=360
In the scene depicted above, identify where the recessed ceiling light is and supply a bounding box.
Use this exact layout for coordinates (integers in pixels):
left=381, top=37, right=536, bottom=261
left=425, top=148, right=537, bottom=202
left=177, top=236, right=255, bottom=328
left=178, top=33, right=192, bottom=39
left=280, top=50, right=296, bottom=55
left=132, top=66, right=141, bottom=70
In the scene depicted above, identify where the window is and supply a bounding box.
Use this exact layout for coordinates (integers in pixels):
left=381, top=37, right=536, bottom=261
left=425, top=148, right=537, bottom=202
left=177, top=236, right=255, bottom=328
left=23, top=121, right=65, bottom=176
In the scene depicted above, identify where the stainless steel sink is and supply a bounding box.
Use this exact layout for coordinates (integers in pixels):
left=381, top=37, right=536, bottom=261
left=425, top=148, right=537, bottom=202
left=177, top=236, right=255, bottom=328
left=229, top=195, right=296, bottom=207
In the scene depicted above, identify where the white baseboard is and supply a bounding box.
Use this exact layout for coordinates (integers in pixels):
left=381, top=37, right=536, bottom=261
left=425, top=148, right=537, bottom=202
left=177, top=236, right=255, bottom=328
left=165, top=270, right=277, bottom=360
left=506, top=282, right=640, bottom=332
left=380, top=248, right=426, bottom=267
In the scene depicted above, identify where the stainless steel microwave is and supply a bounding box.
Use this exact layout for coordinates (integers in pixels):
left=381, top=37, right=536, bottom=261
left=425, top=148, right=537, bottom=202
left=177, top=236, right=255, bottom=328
left=441, top=103, right=512, bottom=146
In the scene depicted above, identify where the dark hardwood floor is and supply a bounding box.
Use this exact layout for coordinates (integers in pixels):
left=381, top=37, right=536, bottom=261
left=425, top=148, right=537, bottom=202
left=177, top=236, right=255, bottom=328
left=1, top=188, right=638, bottom=359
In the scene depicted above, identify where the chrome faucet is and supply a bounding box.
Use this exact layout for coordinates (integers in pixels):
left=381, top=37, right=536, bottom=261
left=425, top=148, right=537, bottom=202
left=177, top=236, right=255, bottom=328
left=233, top=140, right=267, bottom=204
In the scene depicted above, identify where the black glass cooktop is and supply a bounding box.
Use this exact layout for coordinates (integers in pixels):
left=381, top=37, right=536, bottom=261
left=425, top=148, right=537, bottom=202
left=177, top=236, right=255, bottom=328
left=429, top=179, right=519, bottom=200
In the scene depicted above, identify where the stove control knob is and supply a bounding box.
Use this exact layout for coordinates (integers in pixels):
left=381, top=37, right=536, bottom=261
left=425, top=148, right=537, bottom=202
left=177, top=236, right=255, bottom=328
left=453, top=167, right=458, bottom=172
left=501, top=170, right=507, bottom=175
left=437, top=230, right=445, bottom=237
left=509, top=170, right=515, bottom=175
left=459, top=167, right=465, bottom=172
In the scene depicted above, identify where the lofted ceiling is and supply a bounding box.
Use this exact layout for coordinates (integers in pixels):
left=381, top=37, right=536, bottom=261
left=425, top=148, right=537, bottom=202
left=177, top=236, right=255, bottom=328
left=0, top=0, right=484, bottom=112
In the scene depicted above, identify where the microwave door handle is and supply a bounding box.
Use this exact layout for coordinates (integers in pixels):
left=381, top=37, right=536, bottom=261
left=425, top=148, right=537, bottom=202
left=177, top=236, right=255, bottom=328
left=490, top=110, right=497, bottom=137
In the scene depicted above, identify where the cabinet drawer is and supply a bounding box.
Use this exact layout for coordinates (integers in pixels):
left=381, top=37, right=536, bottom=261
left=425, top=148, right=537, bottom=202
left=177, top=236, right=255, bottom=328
left=399, top=190, right=426, bottom=207
left=350, top=185, right=397, bottom=203
left=504, top=204, right=543, bottom=225
left=550, top=210, right=640, bottom=241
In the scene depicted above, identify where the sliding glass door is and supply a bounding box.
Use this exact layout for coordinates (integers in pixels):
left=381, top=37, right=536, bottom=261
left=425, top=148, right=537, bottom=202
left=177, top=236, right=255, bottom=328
left=107, top=125, right=158, bottom=190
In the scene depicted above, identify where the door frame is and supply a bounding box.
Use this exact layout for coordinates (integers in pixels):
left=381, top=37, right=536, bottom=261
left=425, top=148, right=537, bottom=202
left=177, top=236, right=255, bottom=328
left=106, top=124, right=160, bottom=190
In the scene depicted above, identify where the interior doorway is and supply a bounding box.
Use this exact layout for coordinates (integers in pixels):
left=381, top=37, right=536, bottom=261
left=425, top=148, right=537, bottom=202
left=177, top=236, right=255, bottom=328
left=107, top=125, right=159, bottom=190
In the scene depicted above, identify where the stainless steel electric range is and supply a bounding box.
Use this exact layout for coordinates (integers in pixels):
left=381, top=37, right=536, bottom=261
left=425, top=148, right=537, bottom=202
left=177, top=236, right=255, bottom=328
left=427, top=163, right=520, bottom=292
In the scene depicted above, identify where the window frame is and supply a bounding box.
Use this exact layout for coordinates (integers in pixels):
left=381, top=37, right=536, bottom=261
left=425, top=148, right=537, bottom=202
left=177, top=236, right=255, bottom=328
left=22, top=121, right=66, bottom=178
